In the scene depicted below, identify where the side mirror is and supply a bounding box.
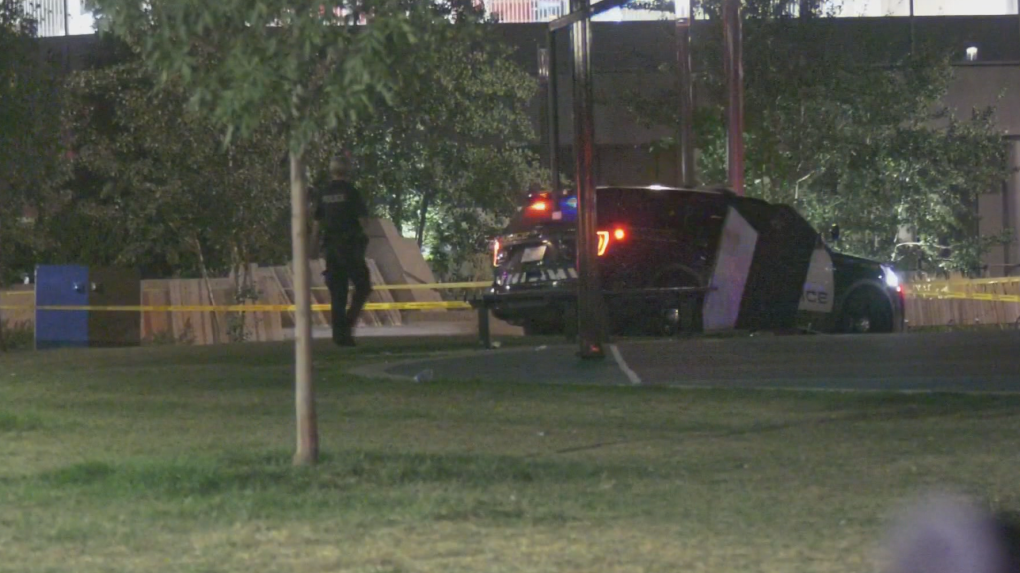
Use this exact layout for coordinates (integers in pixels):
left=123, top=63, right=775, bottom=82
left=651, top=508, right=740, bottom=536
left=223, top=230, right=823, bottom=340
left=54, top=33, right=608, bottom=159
left=829, top=224, right=841, bottom=243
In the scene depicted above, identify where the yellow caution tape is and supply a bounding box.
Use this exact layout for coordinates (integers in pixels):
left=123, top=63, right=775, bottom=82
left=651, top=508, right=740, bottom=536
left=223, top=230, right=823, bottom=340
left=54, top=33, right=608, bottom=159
left=906, top=291, right=1020, bottom=303
left=355, top=281, right=489, bottom=290
left=136, top=282, right=490, bottom=294
left=0, top=301, right=473, bottom=312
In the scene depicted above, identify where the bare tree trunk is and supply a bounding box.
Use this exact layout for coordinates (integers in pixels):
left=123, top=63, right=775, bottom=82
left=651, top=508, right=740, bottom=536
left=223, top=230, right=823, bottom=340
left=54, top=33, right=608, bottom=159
left=0, top=218, right=7, bottom=352
left=0, top=243, right=6, bottom=353
left=290, top=148, right=318, bottom=467
left=415, top=191, right=432, bottom=248
left=389, top=190, right=405, bottom=232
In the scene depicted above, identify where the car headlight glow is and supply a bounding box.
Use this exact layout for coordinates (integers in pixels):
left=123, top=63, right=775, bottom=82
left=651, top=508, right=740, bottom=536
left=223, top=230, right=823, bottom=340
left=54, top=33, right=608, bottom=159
left=882, top=265, right=901, bottom=289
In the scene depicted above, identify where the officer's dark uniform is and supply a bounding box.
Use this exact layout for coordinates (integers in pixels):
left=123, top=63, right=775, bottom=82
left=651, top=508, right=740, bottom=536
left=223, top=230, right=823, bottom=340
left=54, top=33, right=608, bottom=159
left=312, top=177, right=373, bottom=346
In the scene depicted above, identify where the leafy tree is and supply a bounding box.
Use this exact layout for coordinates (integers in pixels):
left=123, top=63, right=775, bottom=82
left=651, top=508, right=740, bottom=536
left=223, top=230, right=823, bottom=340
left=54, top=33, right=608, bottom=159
left=49, top=48, right=290, bottom=282
left=622, top=0, right=1010, bottom=275
left=305, top=37, right=544, bottom=280
left=92, top=0, right=518, bottom=465
left=0, top=0, right=64, bottom=286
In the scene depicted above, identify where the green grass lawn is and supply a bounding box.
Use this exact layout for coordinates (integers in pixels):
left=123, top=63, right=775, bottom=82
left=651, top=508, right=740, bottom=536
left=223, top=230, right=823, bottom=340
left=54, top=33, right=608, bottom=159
left=2, top=337, right=1019, bottom=573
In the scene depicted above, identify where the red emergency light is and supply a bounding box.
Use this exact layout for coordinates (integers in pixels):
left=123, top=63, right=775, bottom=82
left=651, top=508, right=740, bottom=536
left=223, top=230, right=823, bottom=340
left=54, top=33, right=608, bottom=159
left=527, top=200, right=550, bottom=213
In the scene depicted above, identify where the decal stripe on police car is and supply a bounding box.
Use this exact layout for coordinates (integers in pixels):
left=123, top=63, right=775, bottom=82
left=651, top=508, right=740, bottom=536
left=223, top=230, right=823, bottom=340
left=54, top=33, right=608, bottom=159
left=798, top=247, right=835, bottom=314
left=702, top=207, right=758, bottom=331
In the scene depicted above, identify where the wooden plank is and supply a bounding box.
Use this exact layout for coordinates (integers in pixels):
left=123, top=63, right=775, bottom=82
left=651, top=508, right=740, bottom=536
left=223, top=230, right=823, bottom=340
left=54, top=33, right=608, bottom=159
left=141, top=287, right=167, bottom=340
left=271, top=266, right=297, bottom=328
left=308, top=260, right=331, bottom=327
left=189, top=279, right=214, bottom=345
left=255, top=271, right=285, bottom=341
left=366, top=259, right=402, bottom=326
left=167, top=281, right=185, bottom=343
left=0, top=286, right=35, bottom=327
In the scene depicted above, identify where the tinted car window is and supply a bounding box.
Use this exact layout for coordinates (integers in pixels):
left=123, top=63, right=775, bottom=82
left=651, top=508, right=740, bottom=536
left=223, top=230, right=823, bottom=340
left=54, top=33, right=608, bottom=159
left=504, top=188, right=727, bottom=236
left=597, top=187, right=726, bottom=234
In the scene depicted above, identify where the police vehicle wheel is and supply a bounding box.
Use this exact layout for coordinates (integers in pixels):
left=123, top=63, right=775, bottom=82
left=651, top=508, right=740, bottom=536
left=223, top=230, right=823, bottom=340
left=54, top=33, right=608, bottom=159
left=651, top=268, right=701, bottom=336
left=840, top=290, right=893, bottom=334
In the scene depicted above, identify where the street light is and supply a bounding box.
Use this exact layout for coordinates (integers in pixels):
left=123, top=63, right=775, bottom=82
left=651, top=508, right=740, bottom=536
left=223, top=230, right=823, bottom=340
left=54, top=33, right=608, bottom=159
left=569, top=0, right=605, bottom=359
left=675, top=0, right=695, bottom=187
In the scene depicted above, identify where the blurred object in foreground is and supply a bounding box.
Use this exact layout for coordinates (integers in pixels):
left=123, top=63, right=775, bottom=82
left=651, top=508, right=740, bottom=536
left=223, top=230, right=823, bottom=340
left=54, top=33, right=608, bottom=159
left=884, top=490, right=1019, bottom=573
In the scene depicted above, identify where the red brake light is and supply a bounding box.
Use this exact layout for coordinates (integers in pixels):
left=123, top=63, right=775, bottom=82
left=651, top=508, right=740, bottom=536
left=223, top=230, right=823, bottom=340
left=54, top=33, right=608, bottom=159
left=597, top=227, right=627, bottom=256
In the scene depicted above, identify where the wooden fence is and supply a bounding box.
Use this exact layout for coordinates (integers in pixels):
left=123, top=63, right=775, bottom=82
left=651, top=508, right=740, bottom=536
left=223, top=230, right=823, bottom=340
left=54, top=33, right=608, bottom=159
left=8, top=274, right=1020, bottom=344
left=0, top=261, right=409, bottom=346
left=139, top=260, right=404, bottom=344
left=0, top=286, right=34, bottom=326
left=904, top=277, right=1020, bottom=329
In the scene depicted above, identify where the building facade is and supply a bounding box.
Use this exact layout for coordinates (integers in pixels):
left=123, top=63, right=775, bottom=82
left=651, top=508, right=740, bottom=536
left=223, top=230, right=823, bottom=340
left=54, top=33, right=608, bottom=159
left=21, top=0, right=66, bottom=36
left=480, top=0, right=1019, bottom=20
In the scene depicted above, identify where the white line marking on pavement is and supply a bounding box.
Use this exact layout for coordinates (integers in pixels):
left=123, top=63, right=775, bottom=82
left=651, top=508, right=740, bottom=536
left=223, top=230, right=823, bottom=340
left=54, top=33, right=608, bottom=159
left=609, top=344, right=642, bottom=385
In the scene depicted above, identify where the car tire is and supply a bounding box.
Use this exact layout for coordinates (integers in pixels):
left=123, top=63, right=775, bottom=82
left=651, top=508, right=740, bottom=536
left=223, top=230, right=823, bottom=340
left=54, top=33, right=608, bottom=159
left=839, top=289, right=894, bottom=334
left=650, top=268, right=702, bottom=336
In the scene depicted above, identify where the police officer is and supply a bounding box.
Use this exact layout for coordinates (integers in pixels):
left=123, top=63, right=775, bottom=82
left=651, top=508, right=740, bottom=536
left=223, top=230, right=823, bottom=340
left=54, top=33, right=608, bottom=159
left=311, top=155, right=373, bottom=347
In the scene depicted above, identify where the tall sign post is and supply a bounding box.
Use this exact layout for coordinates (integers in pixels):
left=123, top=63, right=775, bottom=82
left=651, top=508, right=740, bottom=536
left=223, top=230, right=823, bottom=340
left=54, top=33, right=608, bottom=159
left=676, top=0, right=696, bottom=187
left=548, top=0, right=635, bottom=359
left=539, top=43, right=561, bottom=194
left=723, top=0, right=745, bottom=195
left=538, top=47, right=551, bottom=173
left=570, top=0, right=606, bottom=359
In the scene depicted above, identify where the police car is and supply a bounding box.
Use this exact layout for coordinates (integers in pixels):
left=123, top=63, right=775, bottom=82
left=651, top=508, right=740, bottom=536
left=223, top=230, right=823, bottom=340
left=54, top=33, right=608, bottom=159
left=485, top=185, right=905, bottom=336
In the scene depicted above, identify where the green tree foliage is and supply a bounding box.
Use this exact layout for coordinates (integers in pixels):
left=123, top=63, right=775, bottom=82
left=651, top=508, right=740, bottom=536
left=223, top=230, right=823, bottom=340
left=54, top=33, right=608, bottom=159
left=0, top=0, right=64, bottom=285
left=89, top=0, right=542, bottom=464
left=92, top=0, right=475, bottom=153
left=306, top=37, right=544, bottom=280
left=624, top=0, right=1010, bottom=275
left=47, top=25, right=542, bottom=282
left=48, top=42, right=290, bottom=279
left=89, top=0, right=541, bottom=281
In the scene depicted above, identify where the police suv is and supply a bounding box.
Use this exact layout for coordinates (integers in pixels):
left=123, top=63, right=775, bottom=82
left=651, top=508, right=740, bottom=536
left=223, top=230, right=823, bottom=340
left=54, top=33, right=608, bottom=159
left=485, top=186, right=905, bottom=336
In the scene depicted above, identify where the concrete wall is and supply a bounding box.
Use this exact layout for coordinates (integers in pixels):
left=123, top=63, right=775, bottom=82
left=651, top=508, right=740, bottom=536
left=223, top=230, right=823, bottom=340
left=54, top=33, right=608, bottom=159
left=1009, top=139, right=1020, bottom=274
left=944, top=65, right=1020, bottom=135
left=978, top=138, right=1020, bottom=276
left=949, top=66, right=1020, bottom=276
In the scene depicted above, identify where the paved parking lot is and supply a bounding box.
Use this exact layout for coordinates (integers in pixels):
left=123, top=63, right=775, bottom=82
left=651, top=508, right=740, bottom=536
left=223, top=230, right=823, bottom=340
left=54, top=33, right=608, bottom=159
left=355, top=330, right=1020, bottom=393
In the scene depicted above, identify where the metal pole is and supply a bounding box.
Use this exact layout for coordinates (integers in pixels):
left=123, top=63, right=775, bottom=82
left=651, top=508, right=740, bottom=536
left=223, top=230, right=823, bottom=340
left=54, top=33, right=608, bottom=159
left=676, top=0, right=695, bottom=187
left=723, top=0, right=744, bottom=195
left=538, top=46, right=551, bottom=172
left=570, top=0, right=606, bottom=359
left=0, top=219, right=5, bottom=352
left=64, top=0, right=69, bottom=36
left=547, top=31, right=561, bottom=193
